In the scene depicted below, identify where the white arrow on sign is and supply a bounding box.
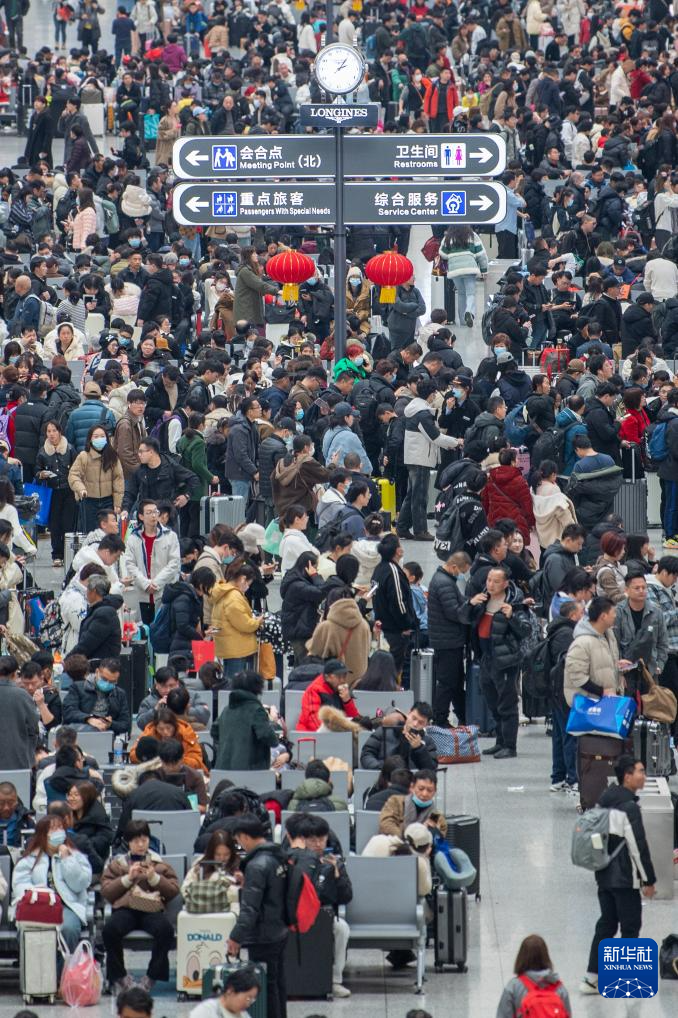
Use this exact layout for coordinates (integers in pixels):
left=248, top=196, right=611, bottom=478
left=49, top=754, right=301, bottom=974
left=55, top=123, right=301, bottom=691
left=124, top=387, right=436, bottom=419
left=470, top=147, right=492, bottom=164
left=470, top=195, right=493, bottom=212
left=186, top=196, right=210, bottom=213
left=186, top=150, right=210, bottom=167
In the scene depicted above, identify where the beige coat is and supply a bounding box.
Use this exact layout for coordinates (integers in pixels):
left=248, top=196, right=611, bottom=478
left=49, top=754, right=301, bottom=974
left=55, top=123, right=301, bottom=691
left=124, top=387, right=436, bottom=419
left=305, top=597, right=371, bottom=687
left=379, top=793, right=447, bottom=838
left=563, top=618, right=623, bottom=706
left=101, top=850, right=179, bottom=911
left=195, top=545, right=225, bottom=624
left=531, top=481, right=577, bottom=550
left=113, top=409, right=146, bottom=479
left=594, top=556, right=627, bottom=604
left=526, top=0, right=548, bottom=34
left=68, top=448, right=125, bottom=510
left=155, top=115, right=180, bottom=167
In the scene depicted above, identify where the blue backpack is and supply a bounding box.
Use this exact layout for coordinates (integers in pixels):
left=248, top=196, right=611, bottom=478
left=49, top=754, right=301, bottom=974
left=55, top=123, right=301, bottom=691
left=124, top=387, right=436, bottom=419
left=504, top=402, right=532, bottom=447
left=648, top=420, right=669, bottom=462
left=148, top=603, right=172, bottom=653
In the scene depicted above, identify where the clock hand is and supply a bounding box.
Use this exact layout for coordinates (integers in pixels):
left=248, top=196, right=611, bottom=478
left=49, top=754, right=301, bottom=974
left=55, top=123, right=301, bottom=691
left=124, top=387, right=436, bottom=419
left=336, top=59, right=348, bottom=72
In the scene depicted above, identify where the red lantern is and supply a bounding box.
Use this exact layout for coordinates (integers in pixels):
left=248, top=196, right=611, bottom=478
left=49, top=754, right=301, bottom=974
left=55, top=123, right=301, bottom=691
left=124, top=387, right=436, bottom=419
left=266, top=251, right=316, bottom=303
left=365, top=250, right=414, bottom=304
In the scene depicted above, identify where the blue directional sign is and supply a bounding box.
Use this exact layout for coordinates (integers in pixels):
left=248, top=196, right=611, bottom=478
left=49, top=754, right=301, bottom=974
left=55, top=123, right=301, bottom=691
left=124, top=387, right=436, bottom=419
left=212, top=191, right=237, bottom=218
left=441, top=191, right=467, bottom=216
left=212, top=145, right=237, bottom=171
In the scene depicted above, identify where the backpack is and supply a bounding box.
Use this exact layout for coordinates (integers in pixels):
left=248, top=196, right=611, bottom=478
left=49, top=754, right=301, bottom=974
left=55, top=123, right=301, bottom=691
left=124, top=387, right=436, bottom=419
left=504, top=402, right=532, bottom=446
left=0, top=405, right=17, bottom=448
left=365, top=30, right=377, bottom=60
left=285, top=852, right=321, bottom=933
left=433, top=502, right=466, bottom=560
left=481, top=294, right=502, bottom=344
left=518, top=609, right=542, bottom=660
left=517, top=975, right=567, bottom=1018
left=148, top=602, right=172, bottom=653
left=28, top=295, right=58, bottom=339
left=522, top=636, right=552, bottom=702
left=530, top=427, right=565, bottom=473
left=648, top=420, right=669, bottom=462
left=149, top=413, right=183, bottom=457
left=203, top=787, right=271, bottom=833
left=352, top=380, right=379, bottom=432
left=38, top=599, right=64, bottom=650
left=571, top=806, right=625, bottom=871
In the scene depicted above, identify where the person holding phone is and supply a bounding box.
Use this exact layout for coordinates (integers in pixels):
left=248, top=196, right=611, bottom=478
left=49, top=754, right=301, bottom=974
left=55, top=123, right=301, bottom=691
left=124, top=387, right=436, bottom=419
left=296, top=658, right=360, bottom=733
left=181, top=830, right=242, bottom=915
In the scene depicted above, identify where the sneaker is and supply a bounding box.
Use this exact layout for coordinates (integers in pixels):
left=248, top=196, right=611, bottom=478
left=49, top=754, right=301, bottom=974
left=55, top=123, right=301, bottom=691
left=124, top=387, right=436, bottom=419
left=565, top=782, right=579, bottom=796
left=464, top=311, right=474, bottom=327
left=493, top=748, right=517, bottom=759
left=663, top=537, right=678, bottom=548
left=550, top=781, right=567, bottom=792
left=52, top=559, right=63, bottom=567
left=579, top=977, right=598, bottom=995
left=332, top=984, right=351, bottom=998
left=138, top=976, right=155, bottom=993
left=113, top=976, right=134, bottom=994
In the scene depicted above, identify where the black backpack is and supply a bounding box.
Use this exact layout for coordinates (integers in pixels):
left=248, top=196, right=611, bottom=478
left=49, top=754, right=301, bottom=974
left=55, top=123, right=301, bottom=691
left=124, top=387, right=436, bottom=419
left=530, top=427, right=565, bottom=473
left=352, top=380, right=379, bottom=432
left=433, top=502, right=466, bottom=560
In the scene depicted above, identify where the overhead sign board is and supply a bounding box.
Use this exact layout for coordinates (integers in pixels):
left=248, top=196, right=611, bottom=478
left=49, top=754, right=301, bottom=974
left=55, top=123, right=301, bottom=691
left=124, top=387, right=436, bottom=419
left=172, top=136, right=335, bottom=180
left=343, top=133, right=507, bottom=178
left=344, top=182, right=507, bottom=225
left=299, top=103, right=380, bottom=128
left=173, top=182, right=336, bottom=226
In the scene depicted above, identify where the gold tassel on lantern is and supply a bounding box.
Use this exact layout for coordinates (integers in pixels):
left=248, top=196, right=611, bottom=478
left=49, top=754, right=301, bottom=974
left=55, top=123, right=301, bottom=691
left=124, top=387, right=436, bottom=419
left=282, top=283, right=299, bottom=301
left=380, top=285, right=397, bottom=303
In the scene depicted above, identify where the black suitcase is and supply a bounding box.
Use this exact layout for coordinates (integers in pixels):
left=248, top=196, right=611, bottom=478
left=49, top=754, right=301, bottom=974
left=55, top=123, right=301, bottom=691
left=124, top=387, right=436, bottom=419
left=203, top=961, right=267, bottom=1017
left=633, top=717, right=672, bottom=777
left=577, top=734, right=624, bottom=811
left=445, top=814, right=481, bottom=900
left=284, top=906, right=334, bottom=999
left=434, top=887, right=468, bottom=973
left=466, top=662, right=495, bottom=737
left=119, top=641, right=149, bottom=714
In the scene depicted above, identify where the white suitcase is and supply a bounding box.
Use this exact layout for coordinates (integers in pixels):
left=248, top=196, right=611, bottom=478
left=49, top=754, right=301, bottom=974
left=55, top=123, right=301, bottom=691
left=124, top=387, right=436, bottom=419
left=20, top=926, right=58, bottom=1003
left=176, top=909, right=237, bottom=998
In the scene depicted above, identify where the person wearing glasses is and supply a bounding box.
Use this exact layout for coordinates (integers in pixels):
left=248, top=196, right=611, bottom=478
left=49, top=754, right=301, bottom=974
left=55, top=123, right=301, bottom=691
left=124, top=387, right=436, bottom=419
left=189, top=965, right=261, bottom=1018
left=224, top=396, right=262, bottom=503
left=121, top=498, right=180, bottom=626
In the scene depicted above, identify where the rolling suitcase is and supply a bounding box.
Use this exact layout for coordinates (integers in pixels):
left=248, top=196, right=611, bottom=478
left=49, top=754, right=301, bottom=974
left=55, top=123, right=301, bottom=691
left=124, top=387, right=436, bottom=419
left=20, top=926, right=58, bottom=1003
left=284, top=906, right=334, bottom=998
left=434, top=887, right=468, bottom=972
left=613, top=450, right=648, bottom=532
left=201, top=490, right=246, bottom=531
left=445, top=814, right=481, bottom=899
left=176, top=909, right=236, bottom=998
left=465, top=661, right=495, bottom=737
left=118, top=641, right=148, bottom=713
left=410, top=647, right=434, bottom=703
left=633, top=718, right=673, bottom=777
left=203, top=960, right=267, bottom=1018
left=577, top=733, right=624, bottom=811
left=64, top=531, right=84, bottom=577
left=376, top=477, right=396, bottom=518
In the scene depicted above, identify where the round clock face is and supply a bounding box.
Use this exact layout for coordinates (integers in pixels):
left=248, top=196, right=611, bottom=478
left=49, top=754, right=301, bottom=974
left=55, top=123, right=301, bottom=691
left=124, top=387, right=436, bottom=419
left=314, top=43, right=365, bottom=95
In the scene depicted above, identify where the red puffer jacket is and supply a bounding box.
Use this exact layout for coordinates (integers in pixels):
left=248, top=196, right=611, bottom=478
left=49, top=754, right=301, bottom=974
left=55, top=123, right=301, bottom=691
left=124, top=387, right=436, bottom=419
left=481, top=465, right=535, bottom=541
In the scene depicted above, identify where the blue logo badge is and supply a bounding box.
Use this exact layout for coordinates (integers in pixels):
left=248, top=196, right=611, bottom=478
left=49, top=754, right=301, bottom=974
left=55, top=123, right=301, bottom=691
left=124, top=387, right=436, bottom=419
left=441, top=191, right=466, bottom=216
left=598, top=938, right=658, bottom=998
left=212, top=145, right=237, bottom=171
left=212, top=192, right=237, bottom=218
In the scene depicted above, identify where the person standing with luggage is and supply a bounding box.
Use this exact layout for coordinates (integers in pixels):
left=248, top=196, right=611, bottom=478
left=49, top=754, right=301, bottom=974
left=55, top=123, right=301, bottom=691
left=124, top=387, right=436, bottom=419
left=497, top=934, right=572, bottom=1017
left=580, top=755, right=656, bottom=995
left=614, top=572, right=669, bottom=693
left=227, top=815, right=288, bottom=1018
left=427, top=552, right=471, bottom=726
left=372, top=533, right=417, bottom=678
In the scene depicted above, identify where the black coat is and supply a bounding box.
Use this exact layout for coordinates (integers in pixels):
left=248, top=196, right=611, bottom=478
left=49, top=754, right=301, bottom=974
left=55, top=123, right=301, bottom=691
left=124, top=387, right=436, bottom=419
left=13, top=399, right=51, bottom=466
left=280, top=567, right=326, bottom=641
left=490, top=309, right=529, bottom=353
left=525, top=392, right=556, bottom=431
left=660, top=297, right=678, bottom=356
left=70, top=594, right=124, bottom=663
left=596, top=784, right=656, bottom=890
left=258, top=434, right=287, bottom=503
left=231, top=842, right=288, bottom=946
left=497, top=370, right=532, bottom=410
left=594, top=186, right=624, bottom=240
left=372, top=558, right=416, bottom=633
left=122, top=454, right=198, bottom=513
left=115, top=775, right=191, bottom=848
left=35, top=442, right=77, bottom=490
left=427, top=566, right=468, bottom=649
left=63, top=673, right=130, bottom=734
left=621, top=304, right=656, bottom=357
left=25, top=109, right=54, bottom=165
left=460, top=581, right=532, bottom=672
left=585, top=398, right=621, bottom=463
left=137, top=268, right=175, bottom=324
left=587, top=295, right=622, bottom=344
left=143, top=372, right=189, bottom=427
left=360, top=724, right=439, bottom=771
left=162, top=580, right=203, bottom=653
left=72, top=799, right=113, bottom=874
left=45, top=382, right=81, bottom=430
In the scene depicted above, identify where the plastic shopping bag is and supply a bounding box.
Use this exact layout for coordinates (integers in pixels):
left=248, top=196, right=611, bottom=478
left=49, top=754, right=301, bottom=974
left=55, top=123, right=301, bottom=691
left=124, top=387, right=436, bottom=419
left=60, top=940, right=102, bottom=1006
left=192, top=640, right=216, bottom=671
left=566, top=693, right=637, bottom=740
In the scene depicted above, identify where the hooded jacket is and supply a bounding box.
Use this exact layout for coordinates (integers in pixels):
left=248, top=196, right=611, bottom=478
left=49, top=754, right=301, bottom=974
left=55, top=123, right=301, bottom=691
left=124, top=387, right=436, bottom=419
left=162, top=580, right=203, bottom=654
left=541, top=540, right=582, bottom=606
left=360, top=722, right=439, bottom=771
left=481, top=464, right=535, bottom=541
left=594, top=185, right=625, bottom=240
left=211, top=580, right=261, bottom=660
left=585, top=397, right=621, bottom=463
left=231, top=842, right=288, bottom=946
left=233, top=263, right=278, bottom=325
left=132, top=715, right=206, bottom=772
left=70, top=594, right=124, bottom=662
left=271, top=454, right=330, bottom=516
left=386, top=284, right=426, bottom=349
left=532, top=481, right=577, bottom=550
left=656, top=405, right=678, bottom=483
left=555, top=406, right=588, bottom=475
left=122, top=453, right=198, bottom=513
left=72, top=799, right=114, bottom=874
left=595, top=784, right=656, bottom=890
left=621, top=302, right=657, bottom=356
left=215, top=687, right=278, bottom=771
left=497, top=369, right=532, bottom=410
left=323, top=424, right=372, bottom=474
left=63, top=672, right=130, bottom=734
left=305, top=597, right=371, bottom=686
left=463, top=411, right=504, bottom=463
left=565, top=460, right=623, bottom=528
left=225, top=411, right=259, bottom=483
left=280, top=563, right=326, bottom=641
left=403, top=396, right=459, bottom=469
left=289, top=776, right=348, bottom=813
left=143, top=371, right=189, bottom=428
left=372, top=556, right=416, bottom=633
left=563, top=616, right=622, bottom=705
left=258, top=433, right=288, bottom=503
left=65, top=399, right=117, bottom=453
left=137, top=268, right=174, bottom=324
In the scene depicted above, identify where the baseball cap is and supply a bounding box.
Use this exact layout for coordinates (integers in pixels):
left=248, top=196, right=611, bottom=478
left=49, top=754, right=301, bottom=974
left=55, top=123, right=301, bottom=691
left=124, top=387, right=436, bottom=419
left=83, top=381, right=102, bottom=397
left=334, top=401, right=359, bottom=419
left=324, top=658, right=349, bottom=677
left=276, top=416, right=296, bottom=432
left=613, top=256, right=626, bottom=267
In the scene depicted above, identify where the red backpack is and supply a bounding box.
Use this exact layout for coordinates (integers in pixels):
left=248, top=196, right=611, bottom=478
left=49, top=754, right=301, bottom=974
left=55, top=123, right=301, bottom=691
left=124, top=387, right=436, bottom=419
left=517, top=976, right=567, bottom=1018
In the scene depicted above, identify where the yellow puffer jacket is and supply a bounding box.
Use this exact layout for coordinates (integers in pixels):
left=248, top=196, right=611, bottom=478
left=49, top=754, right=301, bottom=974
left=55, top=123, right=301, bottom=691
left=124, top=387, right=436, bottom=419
left=210, top=581, right=262, bottom=660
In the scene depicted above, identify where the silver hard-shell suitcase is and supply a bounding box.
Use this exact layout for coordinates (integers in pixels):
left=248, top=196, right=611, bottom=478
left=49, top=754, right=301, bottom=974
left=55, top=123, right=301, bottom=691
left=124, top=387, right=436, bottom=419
left=200, top=492, right=246, bottom=531
left=410, top=647, right=434, bottom=704
left=20, top=926, right=58, bottom=1003
left=434, top=887, right=468, bottom=972
left=64, top=531, right=85, bottom=576
left=633, top=718, right=672, bottom=777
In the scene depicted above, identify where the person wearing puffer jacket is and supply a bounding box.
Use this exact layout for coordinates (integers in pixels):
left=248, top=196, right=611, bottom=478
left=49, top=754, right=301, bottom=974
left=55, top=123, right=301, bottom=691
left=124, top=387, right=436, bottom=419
left=288, top=758, right=348, bottom=812
left=593, top=531, right=627, bottom=604
left=280, top=551, right=328, bottom=664
left=563, top=597, right=624, bottom=708
left=278, top=504, right=319, bottom=576
left=496, top=934, right=571, bottom=1018
left=530, top=459, right=577, bottom=551
left=481, top=448, right=535, bottom=543
left=210, top=564, right=263, bottom=676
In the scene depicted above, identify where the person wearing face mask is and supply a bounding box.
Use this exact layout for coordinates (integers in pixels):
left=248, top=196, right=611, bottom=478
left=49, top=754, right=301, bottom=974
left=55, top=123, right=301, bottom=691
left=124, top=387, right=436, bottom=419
left=298, top=272, right=334, bottom=341
left=68, top=424, right=125, bottom=531
left=11, top=815, right=92, bottom=961
left=378, top=769, right=447, bottom=838
left=438, top=375, right=481, bottom=444
left=210, top=275, right=235, bottom=339
left=399, top=68, right=427, bottom=124
left=333, top=342, right=370, bottom=382
left=63, top=656, right=130, bottom=734
left=345, top=268, right=372, bottom=334
left=210, top=561, right=264, bottom=677
left=428, top=551, right=476, bottom=726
